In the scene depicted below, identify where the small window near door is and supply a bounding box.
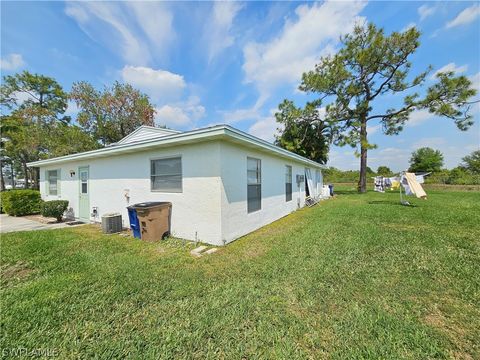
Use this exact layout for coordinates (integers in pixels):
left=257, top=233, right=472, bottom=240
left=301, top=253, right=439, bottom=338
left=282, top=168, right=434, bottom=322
left=47, top=170, right=60, bottom=195
left=80, top=169, right=88, bottom=194
left=285, top=165, right=292, bottom=202
left=247, top=157, right=261, bottom=213
left=151, top=157, right=182, bottom=192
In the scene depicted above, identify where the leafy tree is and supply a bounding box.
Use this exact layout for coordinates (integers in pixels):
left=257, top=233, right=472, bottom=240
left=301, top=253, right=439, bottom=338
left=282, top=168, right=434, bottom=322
left=46, top=123, right=100, bottom=158
left=275, top=100, right=330, bottom=163
left=409, top=147, right=444, bottom=173
left=276, top=23, right=477, bottom=192
left=0, top=71, right=69, bottom=124
left=0, top=71, right=71, bottom=188
left=461, top=150, right=480, bottom=174
left=70, top=81, right=156, bottom=145
left=377, top=166, right=392, bottom=176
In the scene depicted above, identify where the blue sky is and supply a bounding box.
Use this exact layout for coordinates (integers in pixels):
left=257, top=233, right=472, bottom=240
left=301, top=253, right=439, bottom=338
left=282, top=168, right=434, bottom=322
left=1, top=1, right=479, bottom=171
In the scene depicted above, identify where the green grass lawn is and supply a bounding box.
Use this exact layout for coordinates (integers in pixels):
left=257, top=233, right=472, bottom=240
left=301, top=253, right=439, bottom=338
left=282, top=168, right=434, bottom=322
left=1, top=188, right=479, bottom=359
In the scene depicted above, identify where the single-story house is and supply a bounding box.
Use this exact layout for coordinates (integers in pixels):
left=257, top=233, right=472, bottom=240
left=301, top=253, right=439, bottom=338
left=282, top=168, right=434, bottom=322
left=28, top=125, right=325, bottom=246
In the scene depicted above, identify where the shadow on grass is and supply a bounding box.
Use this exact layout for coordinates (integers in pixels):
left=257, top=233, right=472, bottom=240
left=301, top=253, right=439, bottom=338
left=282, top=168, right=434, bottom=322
left=368, top=200, right=417, bottom=207
left=332, top=189, right=358, bottom=196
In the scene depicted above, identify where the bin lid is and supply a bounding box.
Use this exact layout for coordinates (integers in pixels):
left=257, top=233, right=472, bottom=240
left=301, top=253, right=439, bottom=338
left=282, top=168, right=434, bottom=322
left=102, top=212, right=121, bottom=218
left=132, top=201, right=171, bottom=209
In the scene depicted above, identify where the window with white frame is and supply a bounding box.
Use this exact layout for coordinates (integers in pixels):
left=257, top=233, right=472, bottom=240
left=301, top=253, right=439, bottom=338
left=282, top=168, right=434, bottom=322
left=151, top=157, right=182, bottom=192
left=285, top=165, right=292, bottom=202
left=47, top=169, right=60, bottom=195
left=247, top=157, right=261, bottom=213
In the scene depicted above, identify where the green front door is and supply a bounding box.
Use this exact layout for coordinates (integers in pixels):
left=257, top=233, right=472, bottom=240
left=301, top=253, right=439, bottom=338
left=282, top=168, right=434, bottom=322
left=78, top=166, right=90, bottom=222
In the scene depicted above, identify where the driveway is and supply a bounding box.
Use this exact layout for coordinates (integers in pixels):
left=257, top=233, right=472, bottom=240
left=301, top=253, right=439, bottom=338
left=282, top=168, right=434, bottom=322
left=0, top=214, right=77, bottom=233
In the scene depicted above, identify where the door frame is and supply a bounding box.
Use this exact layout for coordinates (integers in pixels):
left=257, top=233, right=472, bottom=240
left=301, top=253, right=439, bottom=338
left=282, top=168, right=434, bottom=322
left=78, top=166, right=90, bottom=222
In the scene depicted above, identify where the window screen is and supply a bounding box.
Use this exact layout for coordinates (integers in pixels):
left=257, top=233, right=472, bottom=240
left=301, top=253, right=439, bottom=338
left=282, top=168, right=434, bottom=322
left=285, top=165, right=292, bottom=202
left=80, top=169, right=88, bottom=194
left=151, top=157, right=182, bottom=192
left=47, top=170, right=59, bottom=195
left=247, top=157, right=261, bottom=213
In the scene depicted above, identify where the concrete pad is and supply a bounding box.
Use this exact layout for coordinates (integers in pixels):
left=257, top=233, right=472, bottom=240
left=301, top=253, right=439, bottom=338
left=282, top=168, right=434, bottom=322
left=204, top=248, right=218, bottom=255
left=0, top=214, right=83, bottom=233
left=190, top=245, right=208, bottom=257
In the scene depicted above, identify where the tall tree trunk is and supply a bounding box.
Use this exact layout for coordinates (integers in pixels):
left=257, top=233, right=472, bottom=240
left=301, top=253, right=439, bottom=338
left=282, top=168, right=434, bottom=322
left=33, top=167, right=40, bottom=190
left=11, top=162, right=15, bottom=188
left=0, top=160, right=5, bottom=191
left=23, top=161, right=29, bottom=189
left=357, top=118, right=368, bottom=193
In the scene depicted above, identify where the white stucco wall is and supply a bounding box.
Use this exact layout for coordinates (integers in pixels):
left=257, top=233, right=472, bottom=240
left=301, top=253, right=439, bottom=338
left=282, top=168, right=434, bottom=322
left=38, top=139, right=322, bottom=246
left=40, top=141, right=224, bottom=245
left=219, top=141, right=321, bottom=244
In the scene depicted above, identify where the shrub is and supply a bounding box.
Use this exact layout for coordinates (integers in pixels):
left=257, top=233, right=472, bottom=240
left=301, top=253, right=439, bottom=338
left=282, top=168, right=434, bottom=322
left=1, top=190, right=42, bottom=216
left=41, top=200, right=69, bottom=222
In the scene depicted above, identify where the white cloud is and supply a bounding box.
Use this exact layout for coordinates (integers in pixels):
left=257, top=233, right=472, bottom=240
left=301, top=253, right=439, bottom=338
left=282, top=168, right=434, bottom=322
left=181, top=96, right=206, bottom=121
left=155, top=105, right=190, bottom=127
left=219, top=103, right=280, bottom=142
left=11, top=91, right=36, bottom=104
left=469, top=72, right=480, bottom=93
left=401, top=22, right=416, bottom=32
left=65, top=2, right=174, bottom=65
left=242, top=0, right=366, bottom=100
left=204, top=2, right=243, bottom=63
left=127, top=1, right=174, bottom=57
left=226, top=104, right=326, bottom=142
left=327, top=148, right=360, bottom=170
left=0, top=53, right=25, bottom=71
left=407, top=109, right=435, bottom=126
left=155, top=96, right=206, bottom=128
left=65, top=101, right=80, bottom=117
left=431, top=62, right=468, bottom=79
left=367, top=124, right=381, bottom=135
left=418, top=4, right=436, bottom=21
left=248, top=116, right=279, bottom=142
left=121, top=66, right=186, bottom=103
left=412, top=137, right=446, bottom=149
left=120, top=66, right=205, bottom=129
left=222, top=107, right=260, bottom=124
left=446, top=4, right=480, bottom=29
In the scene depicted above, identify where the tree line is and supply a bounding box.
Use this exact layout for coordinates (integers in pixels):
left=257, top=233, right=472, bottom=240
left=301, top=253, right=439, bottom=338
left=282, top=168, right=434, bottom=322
left=324, top=147, right=480, bottom=185
left=0, top=72, right=157, bottom=190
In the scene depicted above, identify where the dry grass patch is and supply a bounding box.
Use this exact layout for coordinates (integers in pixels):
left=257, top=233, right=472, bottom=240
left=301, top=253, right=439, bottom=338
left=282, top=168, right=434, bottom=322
left=1, top=261, right=34, bottom=286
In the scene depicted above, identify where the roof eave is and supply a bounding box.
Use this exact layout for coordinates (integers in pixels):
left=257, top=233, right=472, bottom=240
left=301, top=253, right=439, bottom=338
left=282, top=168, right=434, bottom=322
left=27, top=125, right=324, bottom=169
